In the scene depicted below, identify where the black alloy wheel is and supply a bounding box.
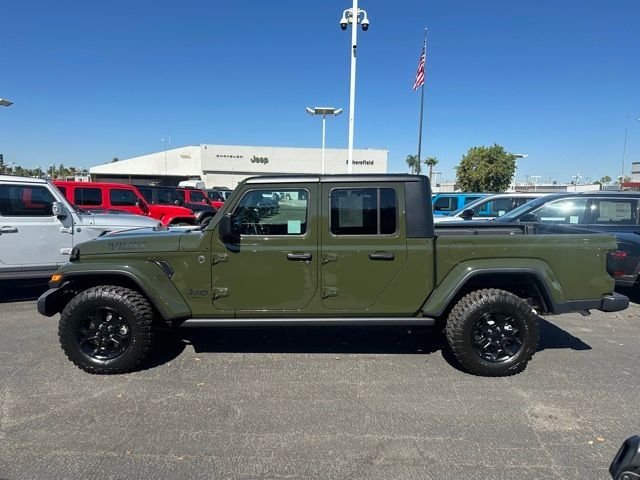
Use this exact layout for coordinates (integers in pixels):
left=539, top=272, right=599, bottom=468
left=471, top=312, right=524, bottom=362
left=77, top=307, right=131, bottom=360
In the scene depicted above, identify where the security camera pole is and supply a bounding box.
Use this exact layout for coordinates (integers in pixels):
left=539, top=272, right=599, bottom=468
left=306, top=107, right=343, bottom=174
left=339, top=1, right=369, bottom=174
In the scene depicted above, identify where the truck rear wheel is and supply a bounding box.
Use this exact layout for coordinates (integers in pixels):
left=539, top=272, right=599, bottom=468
left=445, top=288, right=539, bottom=377
left=58, top=286, right=154, bottom=374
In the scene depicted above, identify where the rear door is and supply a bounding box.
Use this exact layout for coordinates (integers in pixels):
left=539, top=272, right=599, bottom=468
left=320, top=182, right=407, bottom=311
left=0, top=182, right=71, bottom=269
left=212, top=183, right=318, bottom=312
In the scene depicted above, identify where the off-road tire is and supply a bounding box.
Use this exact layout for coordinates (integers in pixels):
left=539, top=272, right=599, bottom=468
left=445, top=288, right=539, bottom=377
left=59, top=286, right=154, bottom=374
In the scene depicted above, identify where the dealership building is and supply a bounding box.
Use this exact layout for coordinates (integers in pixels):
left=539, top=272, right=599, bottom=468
left=89, top=144, right=388, bottom=189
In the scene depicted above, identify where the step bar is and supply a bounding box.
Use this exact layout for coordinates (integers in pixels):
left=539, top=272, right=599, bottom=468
left=180, top=317, right=436, bottom=327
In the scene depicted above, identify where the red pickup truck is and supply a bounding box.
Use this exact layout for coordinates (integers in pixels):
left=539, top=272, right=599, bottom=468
left=54, top=181, right=197, bottom=226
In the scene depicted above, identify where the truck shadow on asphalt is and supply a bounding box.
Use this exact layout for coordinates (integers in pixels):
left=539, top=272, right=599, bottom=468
left=0, top=280, right=49, bottom=303
left=139, top=319, right=592, bottom=373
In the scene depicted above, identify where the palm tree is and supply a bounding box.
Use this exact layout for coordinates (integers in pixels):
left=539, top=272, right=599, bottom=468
left=405, top=154, right=420, bottom=174
left=424, top=156, right=439, bottom=180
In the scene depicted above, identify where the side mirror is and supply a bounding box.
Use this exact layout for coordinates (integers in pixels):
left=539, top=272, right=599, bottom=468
left=518, top=213, right=539, bottom=223
left=460, top=208, right=475, bottom=220
left=52, top=201, right=67, bottom=219
left=218, top=213, right=240, bottom=244
left=136, top=198, right=149, bottom=213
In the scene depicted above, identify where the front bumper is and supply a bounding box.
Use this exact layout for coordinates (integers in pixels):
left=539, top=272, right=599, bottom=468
left=37, top=282, right=69, bottom=317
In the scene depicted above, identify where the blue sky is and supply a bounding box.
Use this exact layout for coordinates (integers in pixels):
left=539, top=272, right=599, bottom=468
left=0, top=0, right=638, bottom=183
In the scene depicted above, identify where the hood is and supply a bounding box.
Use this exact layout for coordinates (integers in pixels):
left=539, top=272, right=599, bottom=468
left=79, top=212, right=159, bottom=228
left=77, top=227, right=189, bottom=255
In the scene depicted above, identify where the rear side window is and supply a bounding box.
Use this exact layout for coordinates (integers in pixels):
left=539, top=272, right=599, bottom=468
left=464, top=196, right=482, bottom=205
left=330, top=188, right=397, bottom=235
left=110, top=188, right=139, bottom=207
left=592, top=199, right=638, bottom=225
left=56, top=186, right=67, bottom=196
left=74, top=187, right=102, bottom=206
left=0, top=185, right=55, bottom=216
left=433, top=196, right=457, bottom=212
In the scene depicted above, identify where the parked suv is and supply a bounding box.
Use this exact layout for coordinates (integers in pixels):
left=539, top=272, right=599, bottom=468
left=434, top=193, right=546, bottom=223
left=495, top=192, right=640, bottom=287
left=176, top=187, right=218, bottom=225
left=431, top=192, right=489, bottom=215
left=0, top=175, right=158, bottom=280
left=137, top=185, right=216, bottom=226
left=206, top=188, right=233, bottom=207
left=54, top=181, right=197, bottom=226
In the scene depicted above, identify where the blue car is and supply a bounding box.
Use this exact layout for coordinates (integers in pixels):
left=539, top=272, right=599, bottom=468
left=431, top=193, right=489, bottom=215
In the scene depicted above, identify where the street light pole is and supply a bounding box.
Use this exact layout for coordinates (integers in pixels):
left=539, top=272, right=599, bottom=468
left=340, top=1, right=369, bottom=174
left=0, top=98, right=13, bottom=107
left=306, top=107, right=343, bottom=175
left=511, top=153, right=528, bottom=191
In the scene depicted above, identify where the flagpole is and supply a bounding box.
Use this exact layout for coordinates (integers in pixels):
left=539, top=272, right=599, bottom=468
left=416, top=28, right=427, bottom=175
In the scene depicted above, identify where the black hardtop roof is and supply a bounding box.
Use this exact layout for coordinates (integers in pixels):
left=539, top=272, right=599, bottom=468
left=244, top=174, right=427, bottom=184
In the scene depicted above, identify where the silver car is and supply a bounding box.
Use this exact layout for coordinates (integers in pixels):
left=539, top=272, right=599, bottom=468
left=0, top=175, right=158, bottom=280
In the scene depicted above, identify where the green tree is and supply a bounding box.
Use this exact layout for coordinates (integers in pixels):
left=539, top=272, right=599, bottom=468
left=599, top=175, right=612, bottom=185
left=424, top=156, right=439, bottom=180
left=455, top=144, right=516, bottom=192
left=405, top=154, right=420, bottom=174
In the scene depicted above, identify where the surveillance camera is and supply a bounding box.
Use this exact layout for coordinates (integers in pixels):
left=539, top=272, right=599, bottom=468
left=339, top=14, right=348, bottom=30
left=361, top=18, right=369, bottom=31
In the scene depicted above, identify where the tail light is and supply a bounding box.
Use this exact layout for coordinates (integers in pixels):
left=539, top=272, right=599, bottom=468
left=607, top=250, right=628, bottom=277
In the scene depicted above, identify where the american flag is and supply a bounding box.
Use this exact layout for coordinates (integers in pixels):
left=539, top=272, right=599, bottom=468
left=412, top=46, right=426, bottom=91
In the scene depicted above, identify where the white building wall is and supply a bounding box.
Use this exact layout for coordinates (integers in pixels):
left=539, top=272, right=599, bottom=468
left=89, top=144, right=388, bottom=189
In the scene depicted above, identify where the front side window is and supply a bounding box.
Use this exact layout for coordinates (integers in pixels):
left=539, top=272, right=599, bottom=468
left=208, top=191, right=224, bottom=202
left=474, top=197, right=513, bottom=218
left=330, top=187, right=397, bottom=235
left=233, top=189, right=307, bottom=235
left=534, top=198, right=589, bottom=224
left=110, top=189, right=139, bottom=207
left=592, top=199, right=638, bottom=225
left=433, top=196, right=457, bottom=212
left=189, top=191, right=207, bottom=203
left=74, top=187, right=102, bottom=206
left=137, top=187, right=153, bottom=203
left=157, top=188, right=182, bottom=205
left=0, top=185, right=55, bottom=216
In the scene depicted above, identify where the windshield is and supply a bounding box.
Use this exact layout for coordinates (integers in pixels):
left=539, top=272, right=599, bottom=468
left=493, top=196, right=549, bottom=222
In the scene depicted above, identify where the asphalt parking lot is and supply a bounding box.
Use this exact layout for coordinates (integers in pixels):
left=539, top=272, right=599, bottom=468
left=0, top=283, right=639, bottom=480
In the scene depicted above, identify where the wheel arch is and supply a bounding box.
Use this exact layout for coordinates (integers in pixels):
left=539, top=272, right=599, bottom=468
left=422, top=263, right=565, bottom=318
left=56, top=267, right=191, bottom=321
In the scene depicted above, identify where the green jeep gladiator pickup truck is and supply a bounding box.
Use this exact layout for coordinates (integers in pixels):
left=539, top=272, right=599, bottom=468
left=37, top=174, right=628, bottom=377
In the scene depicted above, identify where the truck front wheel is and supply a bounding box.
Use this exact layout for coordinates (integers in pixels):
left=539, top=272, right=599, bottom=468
left=58, top=286, right=154, bottom=374
left=445, top=288, right=539, bottom=377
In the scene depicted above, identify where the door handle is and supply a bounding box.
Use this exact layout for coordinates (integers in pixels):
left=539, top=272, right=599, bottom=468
left=287, top=252, right=312, bottom=262
left=0, top=226, right=18, bottom=234
left=368, top=252, right=394, bottom=261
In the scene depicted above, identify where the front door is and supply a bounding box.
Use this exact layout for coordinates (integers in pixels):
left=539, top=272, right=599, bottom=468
left=212, top=184, right=318, bottom=312
left=320, top=183, right=407, bottom=311
left=0, top=182, right=71, bottom=268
